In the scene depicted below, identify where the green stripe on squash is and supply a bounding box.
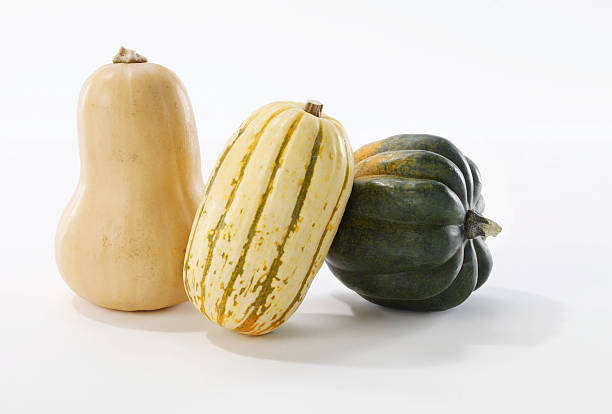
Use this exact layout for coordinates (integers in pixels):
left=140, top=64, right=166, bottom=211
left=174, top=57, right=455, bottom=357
left=233, top=116, right=321, bottom=331
left=197, top=107, right=291, bottom=315
left=216, top=111, right=305, bottom=324
left=268, top=147, right=352, bottom=332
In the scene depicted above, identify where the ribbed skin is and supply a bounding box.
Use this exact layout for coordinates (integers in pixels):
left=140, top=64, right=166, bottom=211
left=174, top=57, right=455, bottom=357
left=326, top=134, right=494, bottom=311
left=184, top=102, right=354, bottom=335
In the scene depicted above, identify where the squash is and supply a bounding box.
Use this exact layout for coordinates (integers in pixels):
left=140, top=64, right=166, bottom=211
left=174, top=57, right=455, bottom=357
left=184, top=100, right=353, bottom=335
left=55, top=47, right=204, bottom=311
left=325, top=134, right=501, bottom=311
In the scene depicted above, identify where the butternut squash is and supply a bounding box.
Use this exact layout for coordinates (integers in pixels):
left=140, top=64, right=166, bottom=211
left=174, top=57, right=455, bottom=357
left=56, top=47, right=204, bottom=311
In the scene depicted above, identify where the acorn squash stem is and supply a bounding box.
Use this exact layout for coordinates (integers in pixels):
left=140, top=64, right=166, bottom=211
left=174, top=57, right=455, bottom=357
left=113, top=46, right=147, bottom=64
left=465, top=210, right=502, bottom=239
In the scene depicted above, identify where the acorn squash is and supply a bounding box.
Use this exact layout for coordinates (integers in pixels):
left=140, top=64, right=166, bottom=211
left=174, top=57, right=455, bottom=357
left=325, top=134, right=501, bottom=311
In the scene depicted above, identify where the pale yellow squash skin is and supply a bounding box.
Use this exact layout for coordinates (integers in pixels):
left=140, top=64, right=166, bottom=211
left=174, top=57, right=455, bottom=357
left=56, top=53, right=203, bottom=311
left=184, top=101, right=354, bottom=335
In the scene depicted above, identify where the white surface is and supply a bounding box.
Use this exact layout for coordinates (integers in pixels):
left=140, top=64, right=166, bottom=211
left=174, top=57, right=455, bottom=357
left=1, top=1, right=611, bottom=412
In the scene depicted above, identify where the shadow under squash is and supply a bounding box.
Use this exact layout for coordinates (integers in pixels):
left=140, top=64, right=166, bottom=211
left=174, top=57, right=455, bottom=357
left=204, top=287, right=566, bottom=369
left=72, top=296, right=204, bottom=333
left=71, top=287, right=566, bottom=368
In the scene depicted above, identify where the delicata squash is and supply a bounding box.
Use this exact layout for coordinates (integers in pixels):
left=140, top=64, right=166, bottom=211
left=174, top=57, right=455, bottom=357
left=184, top=101, right=353, bottom=335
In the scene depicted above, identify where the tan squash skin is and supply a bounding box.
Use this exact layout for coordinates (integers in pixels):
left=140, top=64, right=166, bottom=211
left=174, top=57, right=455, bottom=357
left=56, top=48, right=204, bottom=311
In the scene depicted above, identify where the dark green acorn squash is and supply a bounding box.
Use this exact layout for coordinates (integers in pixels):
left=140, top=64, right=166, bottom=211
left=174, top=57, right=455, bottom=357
left=325, top=134, right=501, bottom=311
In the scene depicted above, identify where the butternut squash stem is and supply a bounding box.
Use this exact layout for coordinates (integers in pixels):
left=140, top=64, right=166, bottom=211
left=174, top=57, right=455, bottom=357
left=113, top=46, right=147, bottom=64
left=465, top=210, right=502, bottom=239
left=304, top=100, right=323, bottom=117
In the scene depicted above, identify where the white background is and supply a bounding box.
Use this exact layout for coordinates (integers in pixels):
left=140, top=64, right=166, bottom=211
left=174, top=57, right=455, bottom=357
left=1, top=0, right=611, bottom=412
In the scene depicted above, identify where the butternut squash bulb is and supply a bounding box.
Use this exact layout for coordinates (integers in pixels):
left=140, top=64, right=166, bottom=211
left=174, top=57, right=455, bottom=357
left=184, top=101, right=354, bottom=335
left=56, top=47, right=204, bottom=311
